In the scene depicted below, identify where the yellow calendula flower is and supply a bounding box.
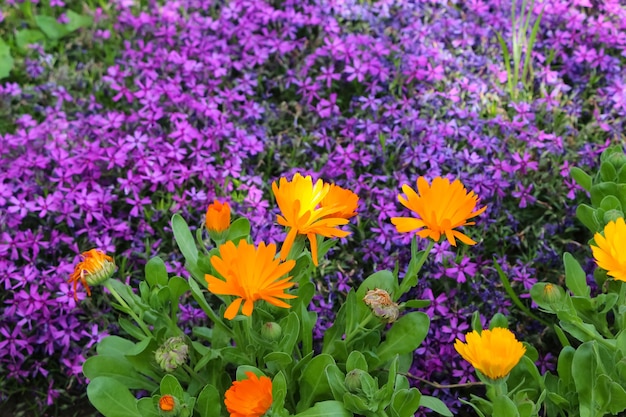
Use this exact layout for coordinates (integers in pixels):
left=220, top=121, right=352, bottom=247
left=391, top=176, right=486, bottom=246
left=454, top=327, right=526, bottom=380
left=272, top=173, right=358, bottom=266
left=591, top=217, right=626, bottom=282
left=205, top=240, right=296, bottom=320
left=205, top=200, right=231, bottom=233
left=68, top=249, right=116, bottom=301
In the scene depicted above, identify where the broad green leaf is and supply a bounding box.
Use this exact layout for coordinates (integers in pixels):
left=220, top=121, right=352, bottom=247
left=83, top=356, right=156, bottom=391
left=225, top=217, right=250, bottom=243
left=563, top=253, right=590, bottom=297
left=87, top=377, right=141, bottom=417
left=346, top=351, right=368, bottom=372
left=325, top=364, right=348, bottom=401
left=419, top=395, right=453, bottom=417
left=576, top=204, right=600, bottom=232
left=196, top=384, right=220, bottom=417
left=488, top=313, right=508, bottom=329
left=356, top=270, right=398, bottom=302
left=0, top=39, right=14, bottom=79
left=590, top=182, right=618, bottom=208
left=66, top=10, right=94, bottom=32
left=271, top=371, right=288, bottom=413
left=172, top=214, right=198, bottom=264
left=493, top=395, right=520, bottom=417
left=293, top=401, right=352, bottom=417
left=391, top=388, right=422, bottom=417
left=14, top=29, right=46, bottom=52
left=600, top=161, right=618, bottom=182
left=35, top=15, right=70, bottom=40
left=160, top=374, right=184, bottom=398
left=297, top=354, right=335, bottom=411
left=572, top=342, right=596, bottom=417
left=145, top=257, right=168, bottom=287
left=96, top=336, right=135, bottom=356
left=376, top=312, right=429, bottom=365
left=569, top=167, right=592, bottom=192
left=136, top=397, right=159, bottom=417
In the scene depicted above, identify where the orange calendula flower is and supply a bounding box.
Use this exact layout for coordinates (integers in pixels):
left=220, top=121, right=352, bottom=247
left=454, top=327, right=526, bottom=380
left=591, top=217, right=626, bottom=282
left=205, top=200, right=231, bottom=233
left=68, top=249, right=116, bottom=301
left=158, top=394, right=176, bottom=412
left=205, top=240, right=296, bottom=320
left=272, top=173, right=358, bottom=266
left=225, top=372, right=273, bottom=417
left=391, top=176, right=486, bottom=246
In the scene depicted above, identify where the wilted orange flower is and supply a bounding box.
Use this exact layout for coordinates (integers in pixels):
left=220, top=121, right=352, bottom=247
left=68, top=249, right=116, bottom=301
left=206, top=200, right=231, bottom=233
left=272, top=173, right=358, bottom=266
left=225, top=372, right=273, bottom=417
left=391, top=176, right=486, bottom=246
left=591, top=217, right=626, bottom=282
left=205, top=240, right=296, bottom=320
left=454, top=328, right=526, bottom=380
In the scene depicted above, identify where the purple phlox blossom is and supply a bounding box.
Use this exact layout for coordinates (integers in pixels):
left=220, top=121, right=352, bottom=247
left=50, top=316, right=83, bottom=354
left=510, top=151, right=539, bottom=174
left=444, top=257, right=478, bottom=284
left=440, top=317, right=470, bottom=343
left=512, top=183, right=536, bottom=208
left=422, top=288, right=449, bottom=319
left=61, top=353, right=86, bottom=379
left=81, top=324, right=109, bottom=349
left=0, top=324, right=34, bottom=361
left=316, top=93, right=340, bottom=118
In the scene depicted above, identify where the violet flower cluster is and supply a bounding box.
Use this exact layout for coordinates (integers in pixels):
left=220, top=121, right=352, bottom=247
left=1, top=0, right=625, bottom=413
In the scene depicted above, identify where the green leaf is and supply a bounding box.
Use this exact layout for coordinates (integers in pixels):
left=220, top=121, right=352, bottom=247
left=195, top=384, right=220, bottom=417
left=169, top=276, right=189, bottom=302
left=576, top=204, right=600, bottom=232
left=14, top=29, right=46, bottom=52
left=278, top=312, right=300, bottom=354
left=160, top=374, right=184, bottom=399
left=87, top=377, right=141, bottom=417
left=563, top=253, right=590, bottom=297
left=325, top=364, right=348, bottom=401
left=356, top=270, right=398, bottom=302
left=271, top=371, right=288, bottom=414
left=590, top=182, right=618, bottom=208
left=297, top=354, right=336, bottom=411
left=96, top=336, right=135, bottom=356
left=136, top=397, right=160, bottom=417
left=419, top=395, right=453, bottom=417
left=471, top=311, right=483, bottom=333
left=402, top=299, right=430, bottom=309
left=600, top=161, right=618, bottom=182
left=293, top=401, right=353, bottom=417
left=0, top=39, right=14, bottom=79
left=83, top=356, right=157, bottom=391
left=489, top=313, right=509, bottom=329
left=391, top=388, right=422, bottom=417
left=172, top=213, right=198, bottom=265
left=346, top=351, right=368, bottom=372
left=145, top=257, right=168, bottom=287
left=225, top=217, right=250, bottom=243
left=572, top=342, right=596, bottom=417
left=493, top=395, right=520, bottom=417
left=66, top=10, right=94, bottom=32
left=376, top=312, right=429, bottom=365
left=34, top=15, right=70, bottom=40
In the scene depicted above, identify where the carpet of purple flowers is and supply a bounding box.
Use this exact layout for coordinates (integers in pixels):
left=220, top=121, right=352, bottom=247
left=1, top=0, right=625, bottom=415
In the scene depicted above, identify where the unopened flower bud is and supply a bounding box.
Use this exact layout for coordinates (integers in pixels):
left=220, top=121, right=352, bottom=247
left=155, top=337, right=189, bottom=373
left=345, top=369, right=364, bottom=393
left=604, top=209, right=624, bottom=224
left=541, top=283, right=564, bottom=305
left=68, top=249, right=116, bottom=301
left=205, top=200, right=231, bottom=242
left=158, top=394, right=180, bottom=416
left=261, top=322, right=282, bottom=341
left=363, top=288, right=399, bottom=323
left=606, top=152, right=626, bottom=171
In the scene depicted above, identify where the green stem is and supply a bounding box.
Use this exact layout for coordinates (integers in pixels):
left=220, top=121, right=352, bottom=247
left=344, top=315, right=375, bottom=346
left=182, top=363, right=208, bottom=386
left=399, top=239, right=434, bottom=295
left=104, top=280, right=153, bottom=338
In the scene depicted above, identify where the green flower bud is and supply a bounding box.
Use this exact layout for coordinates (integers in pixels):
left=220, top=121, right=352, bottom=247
left=541, top=283, right=564, bottom=305
left=158, top=394, right=181, bottom=417
left=604, top=209, right=624, bottom=224
left=261, top=322, right=282, bottom=341
left=606, top=152, right=626, bottom=171
left=344, top=369, right=364, bottom=393
left=363, top=288, right=399, bottom=323
left=155, top=337, right=189, bottom=373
